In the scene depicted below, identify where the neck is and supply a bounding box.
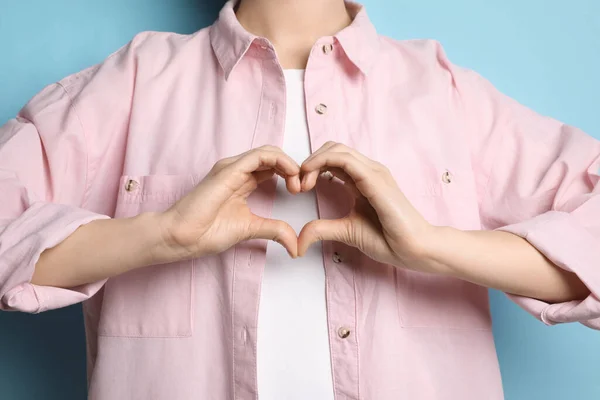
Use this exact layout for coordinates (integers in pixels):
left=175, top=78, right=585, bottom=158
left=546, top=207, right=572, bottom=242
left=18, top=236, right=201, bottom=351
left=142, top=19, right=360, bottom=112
left=236, top=0, right=352, bottom=69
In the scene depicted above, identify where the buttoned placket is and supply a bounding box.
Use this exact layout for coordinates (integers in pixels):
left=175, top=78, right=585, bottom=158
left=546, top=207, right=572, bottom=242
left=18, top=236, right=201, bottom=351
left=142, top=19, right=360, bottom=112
left=230, top=37, right=361, bottom=400
left=304, top=38, right=360, bottom=400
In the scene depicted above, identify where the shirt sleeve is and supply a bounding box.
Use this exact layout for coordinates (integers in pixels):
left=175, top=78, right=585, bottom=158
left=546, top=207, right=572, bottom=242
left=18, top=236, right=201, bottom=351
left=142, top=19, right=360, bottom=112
left=0, top=33, right=147, bottom=313
left=444, top=44, right=600, bottom=329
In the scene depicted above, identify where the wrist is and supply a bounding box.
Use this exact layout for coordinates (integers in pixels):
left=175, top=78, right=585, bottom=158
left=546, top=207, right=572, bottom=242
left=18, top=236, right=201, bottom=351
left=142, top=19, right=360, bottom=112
left=135, top=211, right=195, bottom=266
left=407, top=225, right=458, bottom=276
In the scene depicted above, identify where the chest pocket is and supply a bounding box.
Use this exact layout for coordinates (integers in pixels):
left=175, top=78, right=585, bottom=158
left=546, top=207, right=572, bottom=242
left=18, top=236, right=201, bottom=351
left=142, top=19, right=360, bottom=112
left=98, top=175, right=197, bottom=338
left=393, top=167, right=492, bottom=330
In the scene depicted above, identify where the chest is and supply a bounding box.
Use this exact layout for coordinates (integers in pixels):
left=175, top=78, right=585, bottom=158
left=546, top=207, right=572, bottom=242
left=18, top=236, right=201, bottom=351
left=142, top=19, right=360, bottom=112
left=122, top=65, right=480, bottom=229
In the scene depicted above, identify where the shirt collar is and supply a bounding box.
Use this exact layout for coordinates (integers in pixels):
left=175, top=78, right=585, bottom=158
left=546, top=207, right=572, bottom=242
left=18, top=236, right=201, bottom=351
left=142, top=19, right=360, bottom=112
left=209, top=1, right=379, bottom=80
left=335, top=2, right=380, bottom=75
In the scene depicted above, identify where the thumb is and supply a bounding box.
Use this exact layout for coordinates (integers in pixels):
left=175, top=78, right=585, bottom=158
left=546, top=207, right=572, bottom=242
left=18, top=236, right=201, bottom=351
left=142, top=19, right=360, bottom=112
left=247, top=217, right=298, bottom=258
left=298, top=218, right=352, bottom=257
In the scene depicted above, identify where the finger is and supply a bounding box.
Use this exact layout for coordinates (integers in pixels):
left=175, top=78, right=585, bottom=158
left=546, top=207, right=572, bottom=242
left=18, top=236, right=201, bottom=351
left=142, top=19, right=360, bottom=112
left=301, top=142, right=371, bottom=191
left=240, top=149, right=300, bottom=177
left=303, top=142, right=375, bottom=170
left=226, top=149, right=302, bottom=192
left=254, top=165, right=302, bottom=194
left=234, top=145, right=287, bottom=165
left=211, top=145, right=278, bottom=171
left=255, top=168, right=302, bottom=194
left=253, top=170, right=276, bottom=184
left=302, top=141, right=338, bottom=165
left=284, top=175, right=302, bottom=194
left=214, top=147, right=293, bottom=177
left=297, top=218, right=353, bottom=257
left=247, top=216, right=299, bottom=258
left=302, top=152, right=371, bottom=194
left=302, top=152, right=401, bottom=225
left=336, top=145, right=375, bottom=166
left=300, top=166, right=358, bottom=195
left=222, top=146, right=300, bottom=177
left=328, top=167, right=361, bottom=197
left=301, top=169, right=321, bottom=191
left=300, top=142, right=338, bottom=189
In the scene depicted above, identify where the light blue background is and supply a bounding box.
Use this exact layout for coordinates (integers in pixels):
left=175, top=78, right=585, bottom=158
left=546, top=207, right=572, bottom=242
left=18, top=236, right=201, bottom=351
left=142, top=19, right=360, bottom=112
left=0, top=1, right=598, bottom=399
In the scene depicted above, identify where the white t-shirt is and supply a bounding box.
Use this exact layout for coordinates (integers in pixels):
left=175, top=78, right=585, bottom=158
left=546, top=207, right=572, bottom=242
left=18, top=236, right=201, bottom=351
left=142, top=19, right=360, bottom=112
left=256, top=69, right=335, bottom=400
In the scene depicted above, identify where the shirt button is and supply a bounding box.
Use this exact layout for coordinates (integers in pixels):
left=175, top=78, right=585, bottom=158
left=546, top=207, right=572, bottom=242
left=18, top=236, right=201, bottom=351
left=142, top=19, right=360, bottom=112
left=442, top=171, right=452, bottom=184
left=315, top=103, right=328, bottom=115
left=125, top=179, right=139, bottom=192
left=338, top=327, right=351, bottom=339
left=332, top=252, right=342, bottom=263
left=322, top=43, right=334, bottom=55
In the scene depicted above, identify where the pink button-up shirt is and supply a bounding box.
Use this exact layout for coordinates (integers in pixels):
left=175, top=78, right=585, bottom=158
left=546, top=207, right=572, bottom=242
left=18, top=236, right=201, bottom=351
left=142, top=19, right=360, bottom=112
left=1, top=2, right=599, bottom=399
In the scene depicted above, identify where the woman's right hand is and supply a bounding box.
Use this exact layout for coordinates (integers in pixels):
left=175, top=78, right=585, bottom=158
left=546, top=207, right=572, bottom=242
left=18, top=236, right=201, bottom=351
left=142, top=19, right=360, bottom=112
left=157, top=146, right=301, bottom=263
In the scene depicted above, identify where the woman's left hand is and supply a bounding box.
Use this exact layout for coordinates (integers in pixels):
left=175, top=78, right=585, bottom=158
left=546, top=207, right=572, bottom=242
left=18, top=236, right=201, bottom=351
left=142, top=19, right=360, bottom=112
left=298, top=141, right=435, bottom=271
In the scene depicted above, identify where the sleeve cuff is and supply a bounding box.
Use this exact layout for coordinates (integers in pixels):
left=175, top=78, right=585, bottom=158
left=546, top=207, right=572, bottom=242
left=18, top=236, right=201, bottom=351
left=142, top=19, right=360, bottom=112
left=0, top=202, right=109, bottom=313
left=498, top=211, right=600, bottom=329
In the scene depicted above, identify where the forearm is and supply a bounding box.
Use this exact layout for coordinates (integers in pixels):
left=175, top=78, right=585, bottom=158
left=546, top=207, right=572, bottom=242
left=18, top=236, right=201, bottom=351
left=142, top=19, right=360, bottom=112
left=31, top=212, right=177, bottom=288
left=422, top=227, right=590, bottom=303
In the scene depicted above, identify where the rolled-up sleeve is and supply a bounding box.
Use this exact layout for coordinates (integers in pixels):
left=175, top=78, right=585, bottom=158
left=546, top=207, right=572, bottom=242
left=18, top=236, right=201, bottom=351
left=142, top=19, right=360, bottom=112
left=499, top=212, right=600, bottom=329
left=0, top=84, right=108, bottom=313
left=0, top=34, right=143, bottom=313
left=449, top=52, right=600, bottom=329
left=0, top=204, right=108, bottom=313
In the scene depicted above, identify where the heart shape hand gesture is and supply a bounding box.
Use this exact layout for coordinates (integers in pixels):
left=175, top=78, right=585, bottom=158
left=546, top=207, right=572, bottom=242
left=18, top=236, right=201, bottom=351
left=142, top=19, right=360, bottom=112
left=160, top=142, right=434, bottom=271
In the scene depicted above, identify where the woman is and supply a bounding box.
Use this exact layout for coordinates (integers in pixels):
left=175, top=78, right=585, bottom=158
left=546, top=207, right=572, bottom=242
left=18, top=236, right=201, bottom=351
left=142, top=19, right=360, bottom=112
left=0, top=0, right=598, bottom=399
